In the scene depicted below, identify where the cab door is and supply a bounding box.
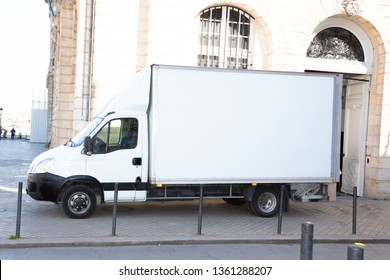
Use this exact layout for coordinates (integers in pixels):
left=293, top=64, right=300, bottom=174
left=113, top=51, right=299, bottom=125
left=85, top=117, right=143, bottom=201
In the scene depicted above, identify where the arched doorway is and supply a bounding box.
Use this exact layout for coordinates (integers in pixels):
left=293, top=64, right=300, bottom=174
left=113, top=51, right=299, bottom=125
left=305, top=18, right=372, bottom=197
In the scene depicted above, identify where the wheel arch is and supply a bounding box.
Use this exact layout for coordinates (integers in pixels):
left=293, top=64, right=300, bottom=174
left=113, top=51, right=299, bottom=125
left=58, top=175, right=104, bottom=203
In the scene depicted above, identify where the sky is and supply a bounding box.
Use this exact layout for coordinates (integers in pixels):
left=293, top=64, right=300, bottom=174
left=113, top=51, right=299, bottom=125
left=0, top=0, right=50, bottom=116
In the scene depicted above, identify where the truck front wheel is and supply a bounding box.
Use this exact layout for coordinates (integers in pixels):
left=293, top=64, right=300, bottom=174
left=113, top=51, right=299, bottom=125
left=248, top=187, right=280, bottom=217
left=61, top=185, right=97, bottom=219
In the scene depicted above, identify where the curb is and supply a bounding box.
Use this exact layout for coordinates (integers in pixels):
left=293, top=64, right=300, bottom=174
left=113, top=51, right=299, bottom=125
left=2, top=235, right=390, bottom=249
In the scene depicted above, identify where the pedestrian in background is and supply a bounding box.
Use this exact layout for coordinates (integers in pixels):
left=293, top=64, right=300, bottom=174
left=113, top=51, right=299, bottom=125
left=11, top=127, right=16, bottom=140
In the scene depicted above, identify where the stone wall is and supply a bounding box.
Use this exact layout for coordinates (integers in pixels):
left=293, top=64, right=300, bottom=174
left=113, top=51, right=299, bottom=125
left=46, top=0, right=390, bottom=198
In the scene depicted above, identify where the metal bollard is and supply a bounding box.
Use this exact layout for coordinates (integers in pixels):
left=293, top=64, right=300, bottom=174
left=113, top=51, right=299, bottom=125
left=16, top=182, right=23, bottom=238
left=197, top=184, right=204, bottom=235
left=112, top=183, right=119, bottom=236
left=277, top=185, right=285, bottom=234
left=347, top=244, right=364, bottom=260
left=352, top=186, right=357, bottom=234
left=300, top=222, right=314, bottom=260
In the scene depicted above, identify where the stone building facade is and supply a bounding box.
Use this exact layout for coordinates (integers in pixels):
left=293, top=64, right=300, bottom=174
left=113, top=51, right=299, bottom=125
left=44, top=0, right=390, bottom=199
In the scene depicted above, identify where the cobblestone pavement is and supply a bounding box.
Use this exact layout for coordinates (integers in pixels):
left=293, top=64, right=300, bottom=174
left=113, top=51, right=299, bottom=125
left=1, top=139, right=390, bottom=249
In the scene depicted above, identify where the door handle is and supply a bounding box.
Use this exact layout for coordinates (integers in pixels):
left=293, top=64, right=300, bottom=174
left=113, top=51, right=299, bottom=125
left=132, top=157, right=142, bottom=166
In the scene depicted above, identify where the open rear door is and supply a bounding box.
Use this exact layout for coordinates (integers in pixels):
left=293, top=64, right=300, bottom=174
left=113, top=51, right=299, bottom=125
left=341, top=77, right=370, bottom=196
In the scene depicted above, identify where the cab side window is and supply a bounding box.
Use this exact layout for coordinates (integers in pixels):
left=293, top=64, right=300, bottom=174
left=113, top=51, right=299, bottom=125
left=92, top=118, right=138, bottom=154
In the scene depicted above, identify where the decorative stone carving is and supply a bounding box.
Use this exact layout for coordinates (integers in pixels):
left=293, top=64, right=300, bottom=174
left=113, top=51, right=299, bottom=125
left=340, top=0, right=364, bottom=16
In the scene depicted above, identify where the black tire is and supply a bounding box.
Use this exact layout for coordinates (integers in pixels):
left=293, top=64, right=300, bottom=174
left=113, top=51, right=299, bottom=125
left=248, top=187, right=280, bottom=217
left=61, top=185, right=97, bottom=219
left=223, top=198, right=246, bottom=205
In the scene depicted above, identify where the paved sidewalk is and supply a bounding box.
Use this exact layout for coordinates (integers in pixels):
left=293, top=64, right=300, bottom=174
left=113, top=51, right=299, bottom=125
left=1, top=139, right=390, bottom=249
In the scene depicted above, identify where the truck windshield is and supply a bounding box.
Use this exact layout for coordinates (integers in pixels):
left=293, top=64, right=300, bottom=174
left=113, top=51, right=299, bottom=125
left=66, top=117, right=104, bottom=147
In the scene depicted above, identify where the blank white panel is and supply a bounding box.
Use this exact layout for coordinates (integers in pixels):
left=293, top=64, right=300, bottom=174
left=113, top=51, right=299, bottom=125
left=149, top=66, right=341, bottom=184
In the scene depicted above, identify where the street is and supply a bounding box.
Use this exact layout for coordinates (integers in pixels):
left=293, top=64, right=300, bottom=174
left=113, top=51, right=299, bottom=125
left=1, top=243, right=390, bottom=260
left=0, top=140, right=47, bottom=189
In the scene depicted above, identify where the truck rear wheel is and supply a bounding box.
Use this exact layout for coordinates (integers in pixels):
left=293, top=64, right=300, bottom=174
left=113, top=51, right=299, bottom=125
left=61, top=185, right=97, bottom=219
left=248, top=187, right=280, bottom=217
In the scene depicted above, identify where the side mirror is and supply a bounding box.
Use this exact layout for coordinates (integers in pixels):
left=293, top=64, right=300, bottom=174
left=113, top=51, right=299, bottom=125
left=84, top=136, right=92, bottom=156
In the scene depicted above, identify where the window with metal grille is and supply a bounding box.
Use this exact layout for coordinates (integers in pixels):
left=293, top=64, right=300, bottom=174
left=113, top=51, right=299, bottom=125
left=198, top=6, right=253, bottom=69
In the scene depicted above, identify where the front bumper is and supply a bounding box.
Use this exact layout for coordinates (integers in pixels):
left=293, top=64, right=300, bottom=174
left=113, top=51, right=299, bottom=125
left=27, top=173, right=67, bottom=202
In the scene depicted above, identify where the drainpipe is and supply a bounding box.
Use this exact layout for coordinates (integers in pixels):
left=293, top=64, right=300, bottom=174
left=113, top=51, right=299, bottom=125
left=47, top=0, right=55, bottom=17
left=82, top=0, right=95, bottom=121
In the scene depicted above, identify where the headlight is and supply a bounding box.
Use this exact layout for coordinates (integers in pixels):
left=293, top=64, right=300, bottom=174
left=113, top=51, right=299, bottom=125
left=29, top=158, right=55, bottom=174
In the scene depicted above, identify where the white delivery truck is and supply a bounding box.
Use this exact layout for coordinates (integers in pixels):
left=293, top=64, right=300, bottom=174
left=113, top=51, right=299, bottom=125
left=27, top=65, right=342, bottom=219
